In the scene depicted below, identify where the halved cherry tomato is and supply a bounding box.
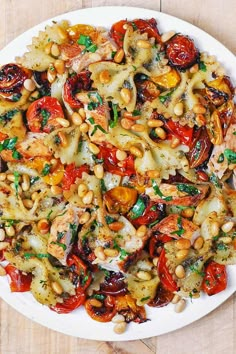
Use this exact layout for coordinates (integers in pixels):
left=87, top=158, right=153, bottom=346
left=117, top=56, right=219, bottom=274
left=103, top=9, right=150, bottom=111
left=63, top=71, right=91, bottom=109
left=50, top=288, right=86, bottom=314
left=0, top=64, right=30, bottom=99
left=67, top=254, right=92, bottom=291
left=5, top=264, right=32, bottom=292
left=61, top=163, right=90, bottom=190
left=26, top=97, right=64, bottom=133
left=104, top=186, right=138, bottom=214
left=129, top=200, right=165, bottom=228
left=164, top=119, right=193, bottom=146
left=187, top=126, right=212, bottom=168
left=202, top=261, right=227, bottom=296
left=100, top=272, right=127, bottom=296
left=85, top=295, right=116, bottom=322
left=166, top=34, right=199, bottom=70
left=98, top=145, right=135, bottom=176
left=110, top=18, right=161, bottom=47
left=148, top=283, right=174, bottom=307
left=158, top=249, right=178, bottom=292
left=136, top=80, right=160, bottom=103
left=42, top=160, right=64, bottom=186
left=149, top=234, right=172, bottom=258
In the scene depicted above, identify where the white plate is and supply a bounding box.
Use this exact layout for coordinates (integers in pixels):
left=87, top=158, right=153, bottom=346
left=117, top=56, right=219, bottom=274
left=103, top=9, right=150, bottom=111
left=0, top=6, right=236, bottom=341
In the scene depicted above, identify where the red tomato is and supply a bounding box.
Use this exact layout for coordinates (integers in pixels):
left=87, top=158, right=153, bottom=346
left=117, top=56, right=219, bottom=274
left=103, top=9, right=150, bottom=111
left=158, top=249, right=178, bottom=292
left=67, top=254, right=92, bottom=290
left=188, top=127, right=212, bottom=168
left=164, top=119, right=193, bottom=146
left=0, top=64, right=30, bottom=99
left=85, top=295, right=116, bottom=322
left=110, top=18, right=161, bottom=47
left=50, top=288, right=86, bottom=314
left=202, top=261, right=227, bottom=296
left=63, top=71, right=91, bottom=108
left=148, top=283, right=174, bottom=307
left=26, top=97, right=65, bottom=133
left=100, top=272, right=127, bottom=296
left=130, top=201, right=165, bottom=228
left=149, top=234, right=172, bottom=258
left=5, top=264, right=32, bottom=292
left=166, top=34, right=198, bottom=70
left=61, top=163, right=90, bottom=190
left=98, top=146, right=135, bottom=176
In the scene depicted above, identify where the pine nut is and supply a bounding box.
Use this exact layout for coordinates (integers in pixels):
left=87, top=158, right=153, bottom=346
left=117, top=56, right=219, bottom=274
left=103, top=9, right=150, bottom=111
left=136, top=225, right=147, bottom=238
left=113, top=322, right=127, bottom=334
left=153, top=257, right=159, bottom=266
left=45, top=41, right=53, bottom=55
left=0, top=173, right=6, bottom=181
left=82, top=190, right=94, bottom=204
left=89, top=298, right=103, bottom=307
left=94, top=246, right=106, bottom=261
left=210, top=221, right=220, bottom=237
left=22, top=174, right=30, bottom=191
left=136, top=270, right=152, bottom=281
left=193, top=236, right=204, bottom=250
left=131, top=124, right=145, bottom=132
left=37, top=219, right=50, bottom=234
left=54, top=59, right=65, bottom=75
left=155, top=127, right=167, bottom=140
left=5, top=225, right=15, bottom=237
left=147, top=119, right=164, bottom=128
left=78, top=108, right=86, bottom=119
left=123, top=111, right=140, bottom=120
left=193, top=104, right=206, bottom=114
left=88, top=142, right=100, bottom=155
left=189, top=64, right=199, bottom=73
left=161, top=30, right=176, bottom=43
left=116, top=150, right=127, bottom=161
left=137, top=39, right=151, bottom=49
left=71, top=112, right=83, bottom=126
left=47, top=64, right=57, bottom=83
left=219, top=236, right=232, bottom=244
left=58, top=131, right=68, bottom=147
left=79, top=211, right=90, bottom=224
left=181, top=208, right=194, bottom=218
left=174, top=102, right=184, bottom=116
left=171, top=137, right=181, bottom=149
left=175, top=265, right=185, bottom=279
left=112, top=314, right=125, bottom=323
left=114, top=48, right=124, bottom=63
left=221, top=221, right=234, bottom=233
left=0, top=242, right=9, bottom=251
left=31, top=192, right=39, bottom=201
left=51, top=281, right=63, bottom=295
left=104, top=248, right=119, bottom=257
left=175, top=299, right=186, bottom=313
left=57, top=26, right=68, bottom=40
left=99, top=70, right=111, bottom=84
left=146, top=170, right=160, bottom=178
left=172, top=294, right=181, bottom=304
left=10, top=183, right=22, bottom=194
left=176, top=238, right=191, bottom=250
left=51, top=43, right=60, bottom=57
left=120, top=88, right=132, bottom=104
left=80, top=122, right=89, bottom=133
left=50, top=185, right=62, bottom=195
left=24, top=78, right=36, bottom=92
left=176, top=249, right=189, bottom=260
left=130, top=146, right=143, bottom=158
left=0, top=229, right=6, bottom=241
left=94, top=164, right=104, bottom=179
left=120, top=118, right=134, bottom=130
left=56, top=118, right=70, bottom=128
left=23, top=199, right=34, bottom=209
left=78, top=183, right=88, bottom=198
left=7, top=173, right=19, bottom=182
left=108, top=221, right=124, bottom=231
left=0, top=264, right=6, bottom=276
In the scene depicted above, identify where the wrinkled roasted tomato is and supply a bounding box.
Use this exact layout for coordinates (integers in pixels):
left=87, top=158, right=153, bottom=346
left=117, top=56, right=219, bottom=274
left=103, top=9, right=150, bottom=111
left=85, top=295, right=116, bottom=322
left=100, top=272, right=127, bottom=296
left=61, top=163, right=90, bottom=190
left=202, top=261, right=227, bottom=296
left=164, top=119, right=194, bottom=146
left=104, top=186, right=138, bottom=214
left=5, top=264, right=32, bottom=292
left=205, top=76, right=234, bottom=106
left=136, top=79, right=160, bottom=103
left=33, top=71, right=51, bottom=96
left=50, top=288, right=86, bottom=314
left=149, top=234, right=172, bottom=258
left=158, top=249, right=179, bottom=292
left=188, top=126, right=212, bottom=168
left=152, top=68, right=181, bottom=89
left=166, top=34, right=199, bottom=70
left=0, top=63, right=30, bottom=99
left=98, top=145, right=135, bottom=176
left=115, top=294, right=146, bottom=323
left=148, top=283, right=174, bottom=307
left=63, top=71, right=91, bottom=108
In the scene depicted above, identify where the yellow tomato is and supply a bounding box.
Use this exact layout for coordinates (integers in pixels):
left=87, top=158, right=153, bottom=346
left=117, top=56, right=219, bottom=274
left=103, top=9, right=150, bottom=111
left=67, top=24, right=98, bottom=42
left=152, top=68, right=180, bottom=89
left=42, top=161, right=64, bottom=186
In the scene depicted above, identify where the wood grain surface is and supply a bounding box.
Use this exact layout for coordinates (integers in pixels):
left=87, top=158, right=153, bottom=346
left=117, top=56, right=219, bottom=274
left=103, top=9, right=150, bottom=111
left=0, top=1, right=236, bottom=353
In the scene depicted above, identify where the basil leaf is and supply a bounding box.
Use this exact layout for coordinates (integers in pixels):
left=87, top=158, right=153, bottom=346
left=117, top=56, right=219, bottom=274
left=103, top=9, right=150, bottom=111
left=0, top=137, right=18, bottom=151
left=177, top=184, right=199, bottom=196
left=50, top=241, right=67, bottom=250
left=77, top=34, right=92, bottom=47
left=129, top=197, right=146, bottom=219
left=152, top=179, right=173, bottom=201
left=12, top=149, right=22, bottom=160
left=13, top=171, right=20, bottom=196
left=199, top=61, right=207, bottom=72
left=109, top=103, right=118, bottom=128
left=41, top=163, right=51, bottom=176
left=224, top=149, right=236, bottom=164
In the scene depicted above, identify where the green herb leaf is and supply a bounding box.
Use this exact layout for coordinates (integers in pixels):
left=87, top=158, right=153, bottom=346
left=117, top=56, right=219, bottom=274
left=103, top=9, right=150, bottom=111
left=217, top=153, right=224, bottom=163
left=78, top=141, right=83, bottom=152
left=100, top=179, right=107, bottom=192
left=86, top=44, right=97, bottom=53
left=88, top=92, right=103, bottom=105
left=92, top=294, right=106, bottom=301
left=12, top=93, right=22, bottom=102
left=111, top=51, right=116, bottom=59
left=88, top=117, right=95, bottom=124
left=105, top=215, right=116, bottom=224
left=129, top=197, right=145, bottom=219
left=152, top=179, right=173, bottom=201
left=199, top=61, right=207, bottom=72
left=140, top=296, right=150, bottom=302
left=0, top=109, right=18, bottom=123
left=132, top=109, right=141, bottom=116
left=171, top=216, right=185, bottom=237
left=47, top=209, right=53, bottom=220
left=41, top=163, right=51, bottom=176
left=91, top=124, right=107, bottom=136
left=177, top=184, right=199, bottom=196
left=210, top=173, right=222, bottom=189
left=217, top=242, right=228, bottom=251
left=159, top=90, right=174, bottom=104
left=77, top=34, right=92, bottom=47
left=13, top=171, right=20, bottom=196
left=50, top=241, right=67, bottom=250
left=0, top=137, right=18, bottom=152
left=12, top=149, right=22, bottom=160
left=41, top=109, right=50, bottom=128
left=24, top=253, right=49, bottom=260
left=30, top=176, right=40, bottom=185
left=92, top=154, right=104, bottom=164
left=224, top=148, right=236, bottom=164
left=109, top=103, right=118, bottom=128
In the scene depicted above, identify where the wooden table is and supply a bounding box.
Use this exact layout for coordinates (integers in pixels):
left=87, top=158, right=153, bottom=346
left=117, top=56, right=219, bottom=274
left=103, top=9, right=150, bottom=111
left=0, top=1, right=236, bottom=353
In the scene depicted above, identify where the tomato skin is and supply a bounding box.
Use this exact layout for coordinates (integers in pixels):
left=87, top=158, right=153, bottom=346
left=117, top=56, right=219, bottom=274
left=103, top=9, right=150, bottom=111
left=63, top=71, right=91, bottom=108
left=85, top=296, right=117, bottom=322
left=50, top=288, right=86, bottom=314
left=26, top=97, right=65, bottom=133
left=0, top=64, right=30, bottom=99
left=67, top=254, right=92, bottom=291
left=130, top=200, right=165, bottom=228
left=164, top=119, right=193, bottom=146
left=61, top=163, right=90, bottom=190
left=202, top=261, right=227, bottom=296
left=149, top=234, right=172, bottom=258
left=158, top=249, right=178, bottom=292
left=188, top=127, right=212, bottom=168
left=5, top=264, right=32, bottom=292
left=98, top=146, right=135, bottom=176
left=148, top=283, right=174, bottom=307
left=100, top=272, right=127, bottom=296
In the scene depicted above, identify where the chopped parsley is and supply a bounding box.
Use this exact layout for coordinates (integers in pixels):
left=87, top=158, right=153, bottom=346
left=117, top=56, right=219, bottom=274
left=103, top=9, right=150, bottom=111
left=109, top=103, right=118, bottom=128
left=170, top=216, right=185, bottom=237
left=13, top=171, right=20, bottom=196
left=41, top=163, right=51, bottom=176
left=78, top=34, right=97, bottom=53
left=41, top=109, right=50, bottom=128
left=152, top=179, right=173, bottom=201
left=217, top=242, right=228, bottom=251
left=0, top=109, right=18, bottom=124
left=217, top=153, right=224, bottom=163
left=199, top=61, right=207, bottom=72
left=177, top=184, right=199, bottom=196
left=113, top=238, right=130, bottom=260
left=132, top=109, right=141, bottom=116
left=100, top=179, right=107, bottom=192
left=189, top=265, right=205, bottom=277
left=50, top=241, right=67, bottom=250
left=129, top=196, right=145, bottom=219
left=24, top=253, right=49, bottom=260
left=159, top=90, right=174, bottom=104
left=105, top=215, right=116, bottom=224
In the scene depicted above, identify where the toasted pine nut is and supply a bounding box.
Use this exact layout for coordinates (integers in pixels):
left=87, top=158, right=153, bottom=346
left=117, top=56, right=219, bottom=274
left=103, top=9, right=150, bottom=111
left=181, top=208, right=194, bottom=218
left=82, top=190, right=94, bottom=205
left=120, top=88, right=132, bottom=104
left=175, top=299, right=186, bottom=313
left=0, top=242, right=9, bottom=251
left=137, top=39, right=151, bottom=49
left=175, top=265, right=186, bottom=279
left=113, top=322, right=127, bottom=334
left=24, top=78, right=36, bottom=92
left=51, top=281, right=63, bottom=295
left=99, top=70, right=111, bottom=84
left=31, top=192, right=39, bottom=201
left=51, top=43, right=60, bottom=57
left=88, top=142, right=100, bottom=155
left=71, top=112, right=83, bottom=126
left=131, top=124, right=145, bottom=132
left=219, top=236, right=232, bottom=244
left=174, top=102, right=184, bottom=116
left=112, top=314, right=125, bottom=323
left=58, top=131, right=68, bottom=147
left=5, top=225, right=15, bottom=237
left=172, top=294, right=181, bottom=304
left=89, top=298, right=103, bottom=307
left=21, top=174, right=30, bottom=191
left=120, top=118, right=134, bottom=130
left=176, top=249, right=189, bottom=260
left=136, top=270, right=152, bottom=281
left=104, top=248, right=119, bottom=257
left=193, top=236, right=204, bottom=250
left=56, top=117, right=70, bottom=128
left=147, top=119, right=164, bottom=128
left=130, top=146, right=143, bottom=158
left=37, top=219, right=50, bottom=234
left=79, top=212, right=90, bottom=224
left=57, top=26, right=68, bottom=40
left=136, top=225, right=147, bottom=238
left=116, top=150, right=127, bottom=161
left=0, top=229, right=5, bottom=241
left=0, top=264, right=6, bottom=276
left=146, top=170, right=160, bottom=178
left=0, top=173, right=6, bottom=181
left=210, top=221, right=220, bottom=237
left=114, top=48, right=124, bottom=63
left=78, top=183, right=88, bottom=198
left=50, top=185, right=62, bottom=195
left=23, top=199, right=33, bottom=209
left=108, top=221, right=124, bottom=231
left=80, top=122, right=89, bottom=133
left=155, top=127, right=167, bottom=140
left=171, top=137, right=181, bottom=149
left=7, top=173, right=18, bottom=182
left=45, top=41, right=53, bottom=55
left=123, top=111, right=140, bottom=120
left=161, top=30, right=176, bottom=42
left=94, top=246, right=106, bottom=261
left=153, top=257, right=159, bottom=266
left=190, top=64, right=199, bottom=73
left=221, top=221, right=234, bottom=233
left=94, top=164, right=104, bottom=179
left=78, top=108, right=86, bottom=119
left=54, top=59, right=65, bottom=75
left=193, top=104, right=206, bottom=114
left=176, top=238, right=191, bottom=250
left=47, top=64, right=57, bottom=83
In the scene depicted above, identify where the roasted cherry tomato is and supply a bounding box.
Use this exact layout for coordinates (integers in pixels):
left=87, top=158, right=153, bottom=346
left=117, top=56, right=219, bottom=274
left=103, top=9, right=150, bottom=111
left=148, top=283, right=174, bottom=307
left=85, top=295, right=116, bottom=322
left=104, top=186, right=138, bottom=214
left=136, top=79, right=160, bottom=103
left=158, top=249, right=178, bottom=292
left=67, top=254, right=92, bottom=291
left=5, top=264, right=32, bottom=292
left=63, top=71, right=91, bottom=109
left=110, top=18, right=161, bottom=47
left=26, top=96, right=65, bottom=133
left=202, top=261, right=227, bottom=296
left=188, top=126, right=212, bottom=168
left=149, top=234, right=172, bottom=258
left=100, top=272, right=127, bottom=296
left=164, top=119, right=194, bottom=146
left=98, top=145, right=135, bottom=176
left=50, top=288, right=86, bottom=314
left=0, top=132, right=8, bottom=142
left=61, top=163, right=90, bottom=190
left=166, top=34, right=199, bottom=70
left=0, top=64, right=30, bottom=99
left=33, top=71, right=51, bottom=97
left=129, top=197, right=165, bottom=228
left=42, top=160, right=64, bottom=186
